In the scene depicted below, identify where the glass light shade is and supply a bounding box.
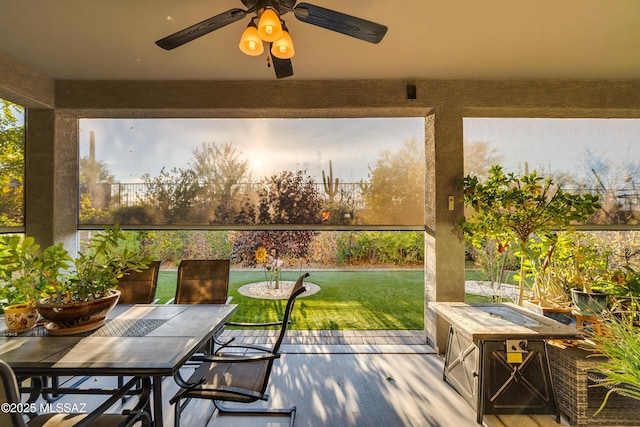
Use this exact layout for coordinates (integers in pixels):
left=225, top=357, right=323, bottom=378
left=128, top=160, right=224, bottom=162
left=239, top=25, right=264, bottom=56
left=271, top=31, right=295, bottom=59
left=257, top=8, right=283, bottom=42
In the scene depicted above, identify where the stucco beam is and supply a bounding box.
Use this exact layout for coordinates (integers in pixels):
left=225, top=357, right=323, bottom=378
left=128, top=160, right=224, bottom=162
left=0, top=51, right=55, bottom=108
left=52, top=79, right=640, bottom=117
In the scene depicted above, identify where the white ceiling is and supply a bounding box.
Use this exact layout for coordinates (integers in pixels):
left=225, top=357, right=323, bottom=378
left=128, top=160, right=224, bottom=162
left=1, top=0, right=639, bottom=81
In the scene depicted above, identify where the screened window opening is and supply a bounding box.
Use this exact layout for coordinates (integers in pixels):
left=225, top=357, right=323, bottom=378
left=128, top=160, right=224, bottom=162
left=464, top=118, right=640, bottom=226
left=0, top=98, right=25, bottom=229
left=78, top=118, right=425, bottom=227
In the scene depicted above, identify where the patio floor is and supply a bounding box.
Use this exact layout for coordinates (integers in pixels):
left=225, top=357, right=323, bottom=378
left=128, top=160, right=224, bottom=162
left=38, top=329, right=572, bottom=427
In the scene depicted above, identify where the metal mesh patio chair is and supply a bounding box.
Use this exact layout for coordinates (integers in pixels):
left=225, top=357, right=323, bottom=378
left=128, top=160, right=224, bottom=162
left=0, top=359, right=151, bottom=427
left=116, top=261, right=162, bottom=305
left=170, top=272, right=309, bottom=427
left=170, top=259, right=232, bottom=355
left=173, top=259, right=231, bottom=305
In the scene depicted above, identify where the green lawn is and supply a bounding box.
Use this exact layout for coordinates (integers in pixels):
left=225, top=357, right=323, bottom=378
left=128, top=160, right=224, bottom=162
left=155, top=269, right=490, bottom=330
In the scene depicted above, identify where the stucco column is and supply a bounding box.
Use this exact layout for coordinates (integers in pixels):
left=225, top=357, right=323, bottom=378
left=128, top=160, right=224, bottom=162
left=25, top=109, right=78, bottom=254
left=424, top=108, right=466, bottom=353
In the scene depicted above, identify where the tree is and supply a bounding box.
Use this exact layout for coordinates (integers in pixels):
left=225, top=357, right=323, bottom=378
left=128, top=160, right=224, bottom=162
left=461, top=165, right=601, bottom=305
left=142, top=167, right=202, bottom=224
left=190, top=142, right=251, bottom=224
left=463, top=140, right=502, bottom=178
left=233, top=170, right=323, bottom=265
left=0, top=99, right=24, bottom=226
left=567, top=148, right=640, bottom=225
left=79, top=157, right=114, bottom=190
left=360, top=138, right=425, bottom=225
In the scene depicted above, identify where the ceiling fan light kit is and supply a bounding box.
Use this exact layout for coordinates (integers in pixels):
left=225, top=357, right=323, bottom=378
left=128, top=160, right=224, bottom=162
left=257, top=7, right=283, bottom=42
left=242, top=4, right=294, bottom=60
left=155, top=0, right=388, bottom=78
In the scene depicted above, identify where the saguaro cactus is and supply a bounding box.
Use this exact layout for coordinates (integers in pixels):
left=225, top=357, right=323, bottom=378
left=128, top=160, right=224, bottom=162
left=322, top=160, right=339, bottom=204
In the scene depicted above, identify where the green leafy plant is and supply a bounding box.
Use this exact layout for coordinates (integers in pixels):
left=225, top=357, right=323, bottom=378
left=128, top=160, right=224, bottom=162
left=597, top=254, right=640, bottom=299
left=530, top=231, right=611, bottom=297
left=523, top=232, right=572, bottom=306
left=44, top=225, right=152, bottom=304
left=460, top=165, right=600, bottom=305
left=334, top=231, right=424, bottom=266
left=597, top=254, right=640, bottom=320
left=0, top=100, right=25, bottom=227
left=588, top=309, right=640, bottom=414
left=0, top=235, right=71, bottom=308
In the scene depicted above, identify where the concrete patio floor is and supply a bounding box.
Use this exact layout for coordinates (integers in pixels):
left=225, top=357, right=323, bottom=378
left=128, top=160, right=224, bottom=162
left=36, top=330, right=572, bottom=427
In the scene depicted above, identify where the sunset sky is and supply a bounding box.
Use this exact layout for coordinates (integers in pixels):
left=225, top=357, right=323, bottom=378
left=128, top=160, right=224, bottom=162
left=79, top=117, right=425, bottom=183
left=78, top=116, right=640, bottom=184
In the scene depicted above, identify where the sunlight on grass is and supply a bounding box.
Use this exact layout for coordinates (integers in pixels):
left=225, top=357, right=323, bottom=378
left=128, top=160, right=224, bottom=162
left=153, top=269, right=491, bottom=330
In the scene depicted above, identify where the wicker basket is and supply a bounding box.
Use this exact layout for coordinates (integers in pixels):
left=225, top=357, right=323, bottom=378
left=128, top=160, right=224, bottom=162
left=547, top=342, right=640, bottom=426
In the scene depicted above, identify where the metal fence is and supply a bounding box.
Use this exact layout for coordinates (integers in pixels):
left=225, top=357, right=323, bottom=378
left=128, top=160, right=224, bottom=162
left=97, top=181, right=368, bottom=212
left=85, top=182, right=640, bottom=226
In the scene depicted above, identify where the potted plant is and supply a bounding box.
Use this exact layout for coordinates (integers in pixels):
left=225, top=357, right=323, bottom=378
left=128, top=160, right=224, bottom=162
left=36, top=225, right=152, bottom=334
left=596, top=265, right=640, bottom=322
left=0, top=235, right=71, bottom=332
left=460, top=165, right=601, bottom=308
left=560, top=232, right=611, bottom=316
left=522, top=232, right=576, bottom=322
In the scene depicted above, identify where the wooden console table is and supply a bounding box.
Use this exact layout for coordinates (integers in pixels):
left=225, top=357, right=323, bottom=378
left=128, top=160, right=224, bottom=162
left=430, top=302, right=580, bottom=424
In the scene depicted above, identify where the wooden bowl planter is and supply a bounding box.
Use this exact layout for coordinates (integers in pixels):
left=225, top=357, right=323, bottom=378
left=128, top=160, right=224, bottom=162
left=36, top=290, right=121, bottom=335
left=3, top=302, right=39, bottom=333
left=2, top=226, right=150, bottom=336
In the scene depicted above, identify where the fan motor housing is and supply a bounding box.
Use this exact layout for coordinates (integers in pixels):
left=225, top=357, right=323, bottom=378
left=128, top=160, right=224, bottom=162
left=242, top=0, right=297, bottom=12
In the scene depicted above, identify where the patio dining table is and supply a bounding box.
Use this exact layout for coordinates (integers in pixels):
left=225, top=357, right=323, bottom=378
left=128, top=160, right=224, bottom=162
left=0, top=303, right=237, bottom=427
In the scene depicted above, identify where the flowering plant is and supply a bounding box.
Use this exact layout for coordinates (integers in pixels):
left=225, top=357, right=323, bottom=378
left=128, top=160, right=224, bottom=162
left=254, top=247, right=268, bottom=263
left=254, top=246, right=284, bottom=289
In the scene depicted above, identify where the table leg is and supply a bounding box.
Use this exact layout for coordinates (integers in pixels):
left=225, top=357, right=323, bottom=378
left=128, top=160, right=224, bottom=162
left=152, top=375, right=164, bottom=427
left=476, top=340, right=485, bottom=424
left=442, top=327, right=452, bottom=381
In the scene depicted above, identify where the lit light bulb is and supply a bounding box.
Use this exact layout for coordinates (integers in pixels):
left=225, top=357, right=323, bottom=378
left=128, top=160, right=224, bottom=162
left=239, top=23, right=264, bottom=56
left=257, top=8, right=282, bottom=42
left=271, top=27, right=294, bottom=59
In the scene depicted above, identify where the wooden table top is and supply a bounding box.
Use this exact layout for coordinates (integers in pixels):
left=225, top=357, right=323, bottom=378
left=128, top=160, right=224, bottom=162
left=0, top=304, right=237, bottom=376
left=430, top=302, right=581, bottom=341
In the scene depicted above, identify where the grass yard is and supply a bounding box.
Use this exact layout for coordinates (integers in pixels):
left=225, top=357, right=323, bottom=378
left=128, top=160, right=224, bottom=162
left=155, top=269, right=490, bottom=330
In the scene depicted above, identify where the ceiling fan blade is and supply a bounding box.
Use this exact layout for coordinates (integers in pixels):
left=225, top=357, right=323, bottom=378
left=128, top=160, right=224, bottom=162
left=293, top=3, right=387, bottom=44
left=156, top=8, right=249, bottom=50
left=271, top=52, right=294, bottom=79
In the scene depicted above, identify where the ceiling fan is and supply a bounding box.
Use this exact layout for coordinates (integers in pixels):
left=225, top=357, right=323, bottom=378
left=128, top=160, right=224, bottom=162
left=155, top=0, right=388, bottom=79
